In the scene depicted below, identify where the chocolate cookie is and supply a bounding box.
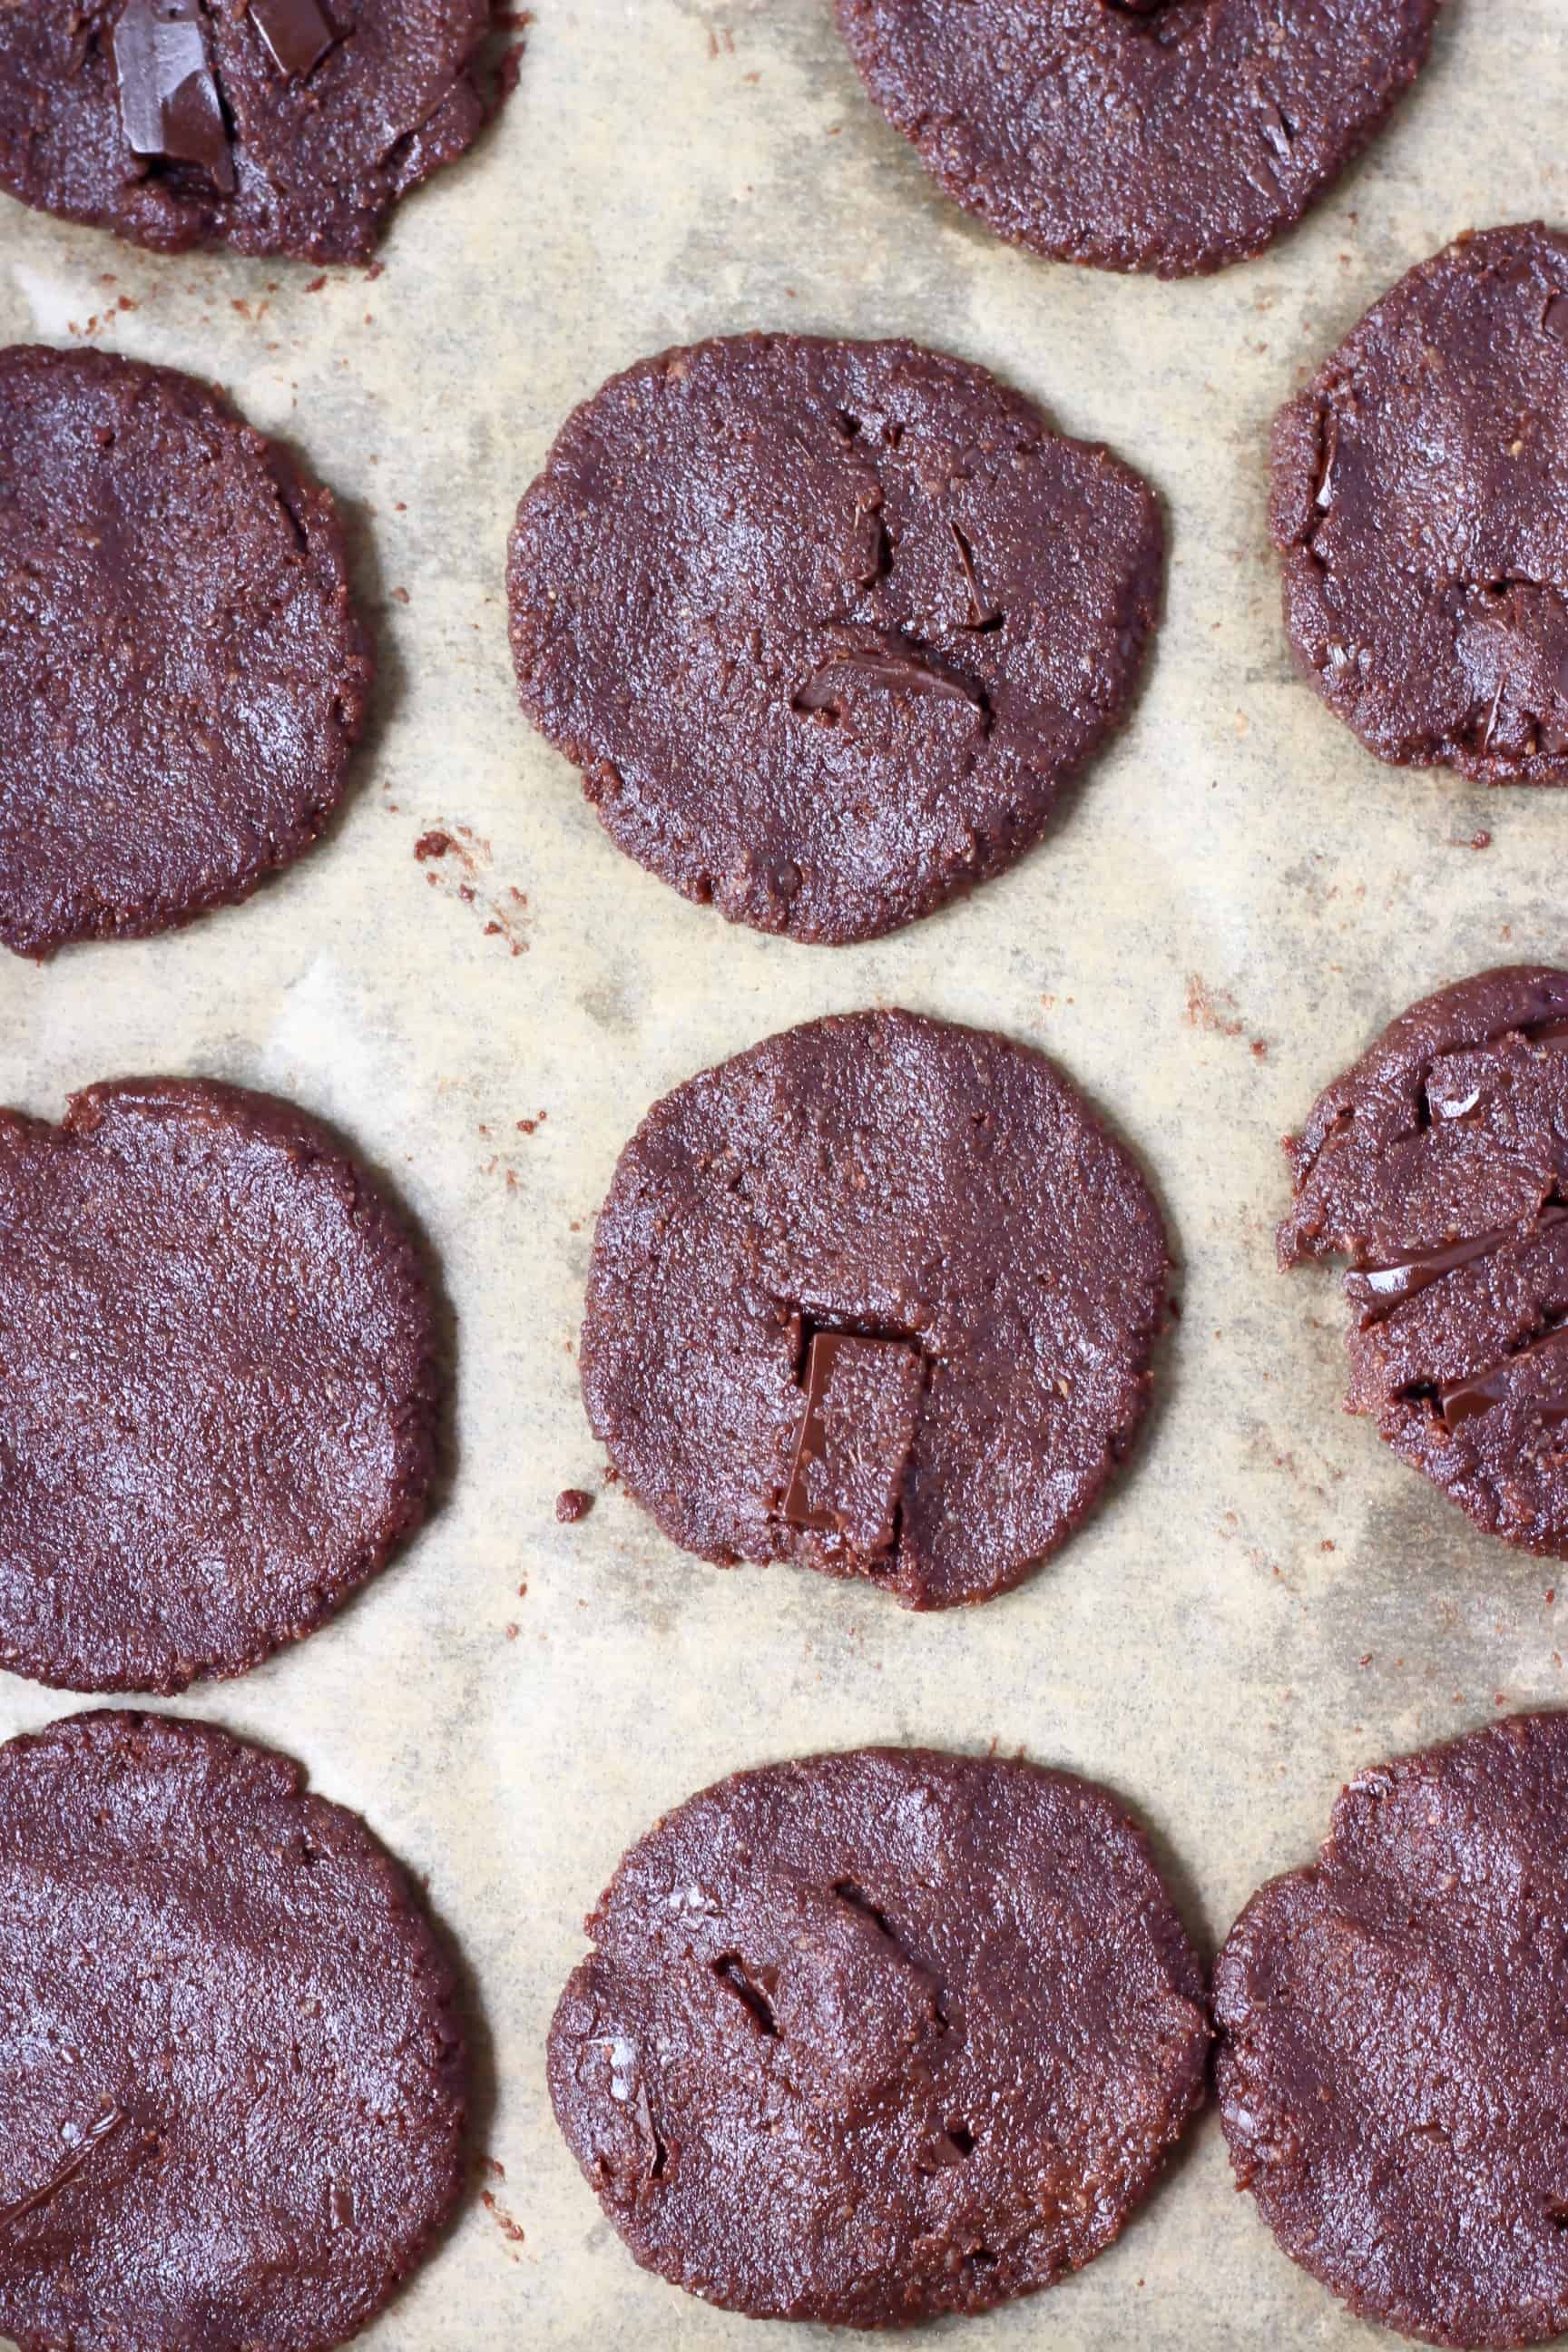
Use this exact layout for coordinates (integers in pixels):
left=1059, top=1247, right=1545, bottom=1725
left=551, top=1745, right=1210, bottom=2327
left=833, top=0, right=1437, bottom=279
left=581, top=1008, right=1170, bottom=1609
left=0, top=1076, right=441, bottom=1692
left=1279, top=965, right=1568, bottom=1559
left=1274, top=224, right=1568, bottom=785
left=507, top=335, right=1161, bottom=945
left=0, top=346, right=372, bottom=958
left=1217, top=1713, right=1568, bottom=2349
left=0, top=1709, right=466, bottom=2352
left=0, top=0, right=495, bottom=263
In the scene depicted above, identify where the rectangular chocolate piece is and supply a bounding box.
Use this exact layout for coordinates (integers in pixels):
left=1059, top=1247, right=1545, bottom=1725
left=113, top=0, right=236, bottom=193
left=781, top=1332, right=924, bottom=1558
left=249, top=0, right=335, bottom=81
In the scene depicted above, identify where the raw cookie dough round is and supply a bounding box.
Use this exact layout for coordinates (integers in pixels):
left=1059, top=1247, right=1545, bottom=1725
left=507, top=334, right=1161, bottom=945
left=1279, top=965, right=1568, bottom=1558
left=1218, top=1713, right=1568, bottom=2349
left=0, top=345, right=373, bottom=958
left=0, top=1075, right=441, bottom=1692
left=1274, top=224, right=1568, bottom=784
left=0, top=1709, right=467, bottom=2352
left=551, top=1745, right=1210, bottom=2328
left=581, top=1007, right=1170, bottom=1609
left=833, top=0, right=1438, bottom=279
left=0, top=0, right=495, bottom=264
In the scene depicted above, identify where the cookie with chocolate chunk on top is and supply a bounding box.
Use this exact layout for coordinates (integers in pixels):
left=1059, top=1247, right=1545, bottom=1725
left=580, top=1007, right=1170, bottom=1609
left=1280, top=965, right=1568, bottom=1555
left=0, top=0, right=499, bottom=262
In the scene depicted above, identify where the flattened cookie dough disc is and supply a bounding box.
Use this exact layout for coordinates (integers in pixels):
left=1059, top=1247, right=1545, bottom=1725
left=508, top=334, right=1161, bottom=945
left=833, top=0, right=1437, bottom=279
left=0, top=1710, right=467, bottom=2352
left=0, top=0, right=495, bottom=263
left=0, top=346, right=373, bottom=958
left=0, top=1077, right=441, bottom=1692
left=1279, top=965, right=1568, bottom=1558
left=1274, top=224, right=1568, bottom=784
left=1218, top=1714, right=1568, bottom=2349
left=551, top=1746, right=1210, bottom=2327
left=581, top=1008, right=1170, bottom=1608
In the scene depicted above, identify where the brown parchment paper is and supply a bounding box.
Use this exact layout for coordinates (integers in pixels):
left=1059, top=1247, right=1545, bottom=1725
left=3, top=2, right=1568, bottom=2344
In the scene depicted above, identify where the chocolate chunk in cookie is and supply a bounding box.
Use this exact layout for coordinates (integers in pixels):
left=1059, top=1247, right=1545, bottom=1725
left=0, top=0, right=498, bottom=263
left=581, top=1008, right=1170, bottom=1608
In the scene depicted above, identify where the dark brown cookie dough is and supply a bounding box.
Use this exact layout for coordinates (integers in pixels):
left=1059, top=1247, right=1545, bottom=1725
left=0, top=1076, right=441, bottom=1692
left=0, top=345, right=372, bottom=958
left=0, top=1709, right=466, bottom=2352
left=1279, top=965, right=1568, bottom=1559
left=581, top=1008, right=1170, bottom=1609
left=833, top=0, right=1437, bottom=279
left=507, top=335, right=1161, bottom=945
left=1274, top=224, right=1568, bottom=785
left=551, top=1745, right=1210, bottom=2328
left=1217, top=1712, right=1568, bottom=2349
left=0, top=0, right=495, bottom=264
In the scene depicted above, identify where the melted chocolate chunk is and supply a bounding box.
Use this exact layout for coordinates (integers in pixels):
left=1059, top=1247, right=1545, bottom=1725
left=550, top=1747, right=1209, bottom=2326
left=1440, top=1326, right=1568, bottom=1431
left=780, top=1331, right=924, bottom=1556
left=249, top=0, right=336, bottom=80
left=793, top=641, right=988, bottom=721
left=113, top=0, right=235, bottom=192
left=1347, top=1206, right=1568, bottom=1327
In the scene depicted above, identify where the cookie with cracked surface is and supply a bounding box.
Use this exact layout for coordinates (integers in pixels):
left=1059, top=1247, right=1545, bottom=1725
left=0, top=0, right=497, bottom=263
left=580, top=1007, right=1170, bottom=1609
left=1279, top=965, right=1568, bottom=1557
left=507, top=334, right=1161, bottom=945
left=1274, top=224, right=1568, bottom=784
left=833, top=0, right=1438, bottom=279
left=550, top=1745, right=1210, bottom=2327
left=0, top=345, right=372, bottom=958
left=0, top=1709, right=467, bottom=2352
left=1218, top=1712, right=1568, bottom=2349
left=0, top=1076, right=441, bottom=1693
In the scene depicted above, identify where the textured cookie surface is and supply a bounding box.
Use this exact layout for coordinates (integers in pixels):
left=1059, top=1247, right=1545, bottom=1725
left=1218, top=1713, right=1568, bottom=2349
left=0, top=0, right=493, bottom=263
left=581, top=1008, right=1169, bottom=1609
left=0, top=1076, right=440, bottom=1692
left=551, top=1746, right=1210, bottom=2327
left=508, top=335, right=1160, bottom=945
left=1279, top=965, right=1568, bottom=1559
left=834, top=0, right=1437, bottom=279
left=0, top=1710, right=466, bottom=2352
left=1274, top=224, right=1568, bottom=784
left=0, top=345, right=372, bottom=957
